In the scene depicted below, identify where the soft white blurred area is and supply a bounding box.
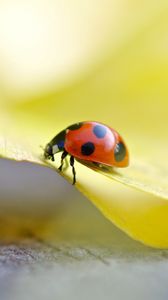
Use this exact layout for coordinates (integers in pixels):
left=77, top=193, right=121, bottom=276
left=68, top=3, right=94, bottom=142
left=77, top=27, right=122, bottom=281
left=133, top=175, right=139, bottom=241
left=0, top=0, right=121, bottom=98
left=0, top=0, right=166, bottom=101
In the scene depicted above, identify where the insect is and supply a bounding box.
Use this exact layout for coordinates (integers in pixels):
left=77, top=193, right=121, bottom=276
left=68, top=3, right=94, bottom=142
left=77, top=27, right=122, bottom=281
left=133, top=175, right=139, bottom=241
left=44, top=121, right=129, bottom=184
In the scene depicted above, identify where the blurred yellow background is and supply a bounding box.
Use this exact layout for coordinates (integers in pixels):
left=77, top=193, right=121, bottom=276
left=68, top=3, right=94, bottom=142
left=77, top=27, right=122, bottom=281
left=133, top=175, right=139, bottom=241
left=0, top=0, right=167, bottom=147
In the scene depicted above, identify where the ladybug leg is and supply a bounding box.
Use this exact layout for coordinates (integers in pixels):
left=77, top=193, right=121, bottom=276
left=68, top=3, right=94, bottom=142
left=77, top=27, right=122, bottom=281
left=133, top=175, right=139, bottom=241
left=51, top=154, right=55, bottom=161
left=70, top=156, right=76, bottom=185
left=58, top=150, right=68, bottom=171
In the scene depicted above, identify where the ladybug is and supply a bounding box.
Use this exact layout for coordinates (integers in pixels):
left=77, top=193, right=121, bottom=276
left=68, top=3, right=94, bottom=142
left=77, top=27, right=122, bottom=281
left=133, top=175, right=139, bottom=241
left=44, top=121, right=129, bottom=184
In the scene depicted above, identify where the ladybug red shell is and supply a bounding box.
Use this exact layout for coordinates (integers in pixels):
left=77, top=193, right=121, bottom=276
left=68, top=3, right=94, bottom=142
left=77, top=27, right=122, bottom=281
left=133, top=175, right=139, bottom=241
left=44, top=121, right=129, bottom=184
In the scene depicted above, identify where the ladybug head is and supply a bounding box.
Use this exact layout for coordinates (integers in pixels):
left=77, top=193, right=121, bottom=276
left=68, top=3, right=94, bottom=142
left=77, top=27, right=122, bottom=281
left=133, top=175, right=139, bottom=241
left=44, top=143, right=54, bottom=161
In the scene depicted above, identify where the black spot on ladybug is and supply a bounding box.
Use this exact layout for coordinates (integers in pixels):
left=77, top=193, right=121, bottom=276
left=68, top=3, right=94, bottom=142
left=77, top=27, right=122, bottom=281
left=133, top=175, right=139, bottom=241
left=67, top=122, right=83, bottom=131
left=93, top=125, right=107, bottom=138
left=114, top=142, right=126, bottom=162
left=81, top=142, right=95, bottom=156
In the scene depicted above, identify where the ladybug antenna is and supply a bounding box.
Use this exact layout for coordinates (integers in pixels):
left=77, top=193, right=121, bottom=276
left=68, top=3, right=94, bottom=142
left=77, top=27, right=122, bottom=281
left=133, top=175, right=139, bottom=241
left=40, top=145, right=45, bottom=151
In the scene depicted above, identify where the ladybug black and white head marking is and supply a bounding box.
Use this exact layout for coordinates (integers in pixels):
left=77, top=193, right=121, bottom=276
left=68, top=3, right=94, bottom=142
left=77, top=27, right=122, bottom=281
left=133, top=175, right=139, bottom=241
left=44, top=129, right=67, bottom=161
left=44, top=123, right=83, bottom=161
